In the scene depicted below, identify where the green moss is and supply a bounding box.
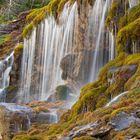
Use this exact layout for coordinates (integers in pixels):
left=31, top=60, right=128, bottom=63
left=13, top=135, right=43, bottom=140
left=71, top=84, right=108, bottom=116
left=106, top=0, right=129, bottom=30
left=6, top=86, right=17, bottom=92
left=111, top=106, right=133, bottom=118
left=119, top=4, right=140, bottom=29
left=124, top=54, right=140, bottom=90
left=14, top=43, right=24, bottom=55
left=117, top=18, right=140, bottom=54
left=57, top=0, right=67, bottom=15
left=55, top=85, right=70, bottom=100
left=0, top=34, right=11, bottom=45
left=22, top=23, right=34, bottom=38
left=23, top=0, right=68, bottom=37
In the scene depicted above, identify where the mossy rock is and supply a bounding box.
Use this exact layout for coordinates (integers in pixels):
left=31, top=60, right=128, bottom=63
left=119, top=4, right=140, bottom=29
left=117, top=18, right=140, bottom=54
left=6, top=86, right=17, bottom=92
left=14, top=43, right=24, bottom=55
left=106, top=0, right=129, bottom=30
left=55, top=85, right=72, bottom=100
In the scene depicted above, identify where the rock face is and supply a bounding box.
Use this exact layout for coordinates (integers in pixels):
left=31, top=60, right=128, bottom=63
left=110, top=112, right=140, bottom=131
left=0, top=24, right=16, bottom=36
left=108, top=65, right=138, bottom=86
left=61, top=49, right=109, bottom=88
left=0, top=102, right=61, bottom=140
left=64, top=111, right=140, bottom=140
left=0, top=11, right=29, bottom=103
left=47, top=85, right=73, bottom=102
left=0, top=103, right=32, bottom=140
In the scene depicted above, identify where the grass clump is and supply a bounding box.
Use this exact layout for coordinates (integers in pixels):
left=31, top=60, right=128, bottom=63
left=0, top=34, right=11, bottom=45
left=14, top=43, right=24, bottom=55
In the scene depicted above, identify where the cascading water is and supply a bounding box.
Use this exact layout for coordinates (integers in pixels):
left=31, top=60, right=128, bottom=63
left=19, top=2, right=78, bottom=103
left=106, top=91, right=128, bottom=107
left=109, top=31, right=115, bottom=60
left=0, top=52, right=14, bottom=102
left=9, top=0, right=12, bottom=6
left=129, top=0, right=139, bottom=8
left=19, top=0, right=115, bottom=103
left=48, top=108, right=58, bottom=123
left=88, top=0, right=113, bottom=81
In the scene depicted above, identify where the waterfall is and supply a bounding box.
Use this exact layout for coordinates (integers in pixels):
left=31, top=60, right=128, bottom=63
left=0, top=52, right=14, bottom=102
left=48, top=108, right=58, bottom=123
left=106, top=91, right=128, bottom=107
left=129, top=0, right=139, bottom=8
left=9, top=0, right=12, bottom=6
left=109, top=31, right=115, bottom=60
left=19, top=0, right=115, bottom=103
left=89, top=0, right=112, bottom=81
left=19, top=2, right=78, bottom=103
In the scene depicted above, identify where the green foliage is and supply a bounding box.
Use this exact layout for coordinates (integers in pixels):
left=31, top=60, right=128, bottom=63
left=0, top=14, right=16, bottom=23
left=0, top=0, right=51, bottom=23
left=0, top=0, right=6, bottom=8
left=14, top=0, right=51, bottom=12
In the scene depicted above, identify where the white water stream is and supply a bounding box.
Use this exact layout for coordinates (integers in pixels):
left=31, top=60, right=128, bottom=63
left=19, top=2, right=78, bottom=103
left=88, top=0, right=114, bottom=81
left=129, top=0, right=139, bottom=8
left=0, top=51, right=14, bottom=102
left=18, top=0, right=116, bottom=122
left=106, top=91, right=128, bottom=107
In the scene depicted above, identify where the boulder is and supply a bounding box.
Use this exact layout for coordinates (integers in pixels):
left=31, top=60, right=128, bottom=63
left=47, top=85, right=73, bottom=102
left=69, top=121, right=111, bottom=139
left=0, top=102, right=61, bottom=139
left=0, top=103, right=32, bottom=140
left=109, top=112, right=140, bottom=131
left=108, top=65, right=137, bottom=86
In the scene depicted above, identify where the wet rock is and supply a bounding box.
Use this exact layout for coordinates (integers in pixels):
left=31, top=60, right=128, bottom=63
left=69, top=122, right=99, bottom=138
left=109, top=112, right=140, bottom=131
left=0, top=102, right=61, bottom=139
left=0, top=11, right=29, bottom=102
left=89, top=126, right=111, bottom=137
left=47, top=85, right=73, bottom=102
left=0, top=103, right=32, bottom=140
left=60, top=50, right=94, bottom=85
left=61, top=54, right=76, bottom=81
left=69, top=121, right=111, bottom=139
left=31, top=112, right=51, bottom=124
